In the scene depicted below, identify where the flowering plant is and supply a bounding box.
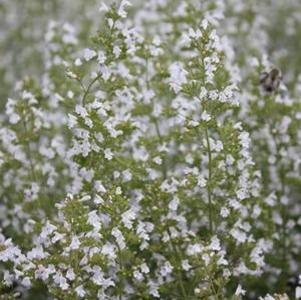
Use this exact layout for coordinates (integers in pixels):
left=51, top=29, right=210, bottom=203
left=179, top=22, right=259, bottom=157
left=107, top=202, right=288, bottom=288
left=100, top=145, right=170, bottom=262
left=0, top=1, right=300, bottom=299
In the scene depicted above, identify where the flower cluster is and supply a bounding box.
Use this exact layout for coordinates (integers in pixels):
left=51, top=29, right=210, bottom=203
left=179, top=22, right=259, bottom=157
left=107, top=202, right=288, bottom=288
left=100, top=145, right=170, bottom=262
left=0, top=0, right=301, bottom=299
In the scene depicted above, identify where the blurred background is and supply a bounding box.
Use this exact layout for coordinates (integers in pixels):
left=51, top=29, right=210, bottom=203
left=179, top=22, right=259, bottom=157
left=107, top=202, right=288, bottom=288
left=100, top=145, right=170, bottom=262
left=1, top=0, right=301, bottom=108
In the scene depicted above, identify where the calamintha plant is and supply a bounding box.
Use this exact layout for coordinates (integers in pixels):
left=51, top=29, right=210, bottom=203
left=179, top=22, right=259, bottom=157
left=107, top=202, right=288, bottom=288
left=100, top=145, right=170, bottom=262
left=0, top=1, right=300, bottom=300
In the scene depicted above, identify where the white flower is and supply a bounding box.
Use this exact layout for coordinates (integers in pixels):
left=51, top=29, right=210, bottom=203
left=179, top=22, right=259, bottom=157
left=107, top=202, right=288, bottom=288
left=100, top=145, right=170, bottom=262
left=27, top=246, right=47, bottom=260
left=226, top=154, right=234, bottom=166
left=95, top=181, right=107, bottom=193
left=220, top=207, right=230, bottom=218
left=236, top=189, right=247, bottom=200
left=54, top=273, right=69, bottom=290
left=113, top=46, right=121, bottom=58
left=169, top=62, right=188, bottom=93
left=118, top=0, right=132, bottom=18
left=97, top=51, right=106, bottom=64
left=197, top=175, right=207, bottom=188
left=214, top=140, right=223, bottom=152
left=121, top=209, right=136, bottom=229
left=80, top=194, right=91, bottom=202
left=3, top=271, right=14, bottom=286
left=21, top=277, right=31, bottom=288
left=235, top=284, right=246, bottom=296
left=187, top=243, right=203, bottom=256
left=133, top=270, right=143, bottom=281
left=201, top=111, right=211, bottom=122
left=112, top=227, right=126, bottom=249
left=199, top=87, right=207, bottom=100
left=160, top=261, right=173, bottom=277
left=52, top=232, right=65, bottom=243
left=122, top=169, right=132, bottom=182
left=84, top=48, right=97, bottom=61
left=69, top=236, right=80, bottom=250
left=202, top=253, right=210, bottom=266
left=209, top=236, right=221, bottom=251
left=75, top=104, right=88, bottom=118
left=40, top=222, right=57, bottom=239
left=140, top=263, right=150, bottom=274
left=101, top=242, right=117, bottom=260
left=115, top=186, right=122, bottom=195
left=68, top=114, right=77, bottom=129
left=153, top=156, right=162, bottom=165
left=104, top=148, right=113, bottom=160
left=88, top=210, right=102, bottom=231
left=260, top=294, right=275, bottom=300
left=99, top=2, right=109, bottom=13
left=75, top=285, right=86, bottom=298
left=9, top=113, right=20, bottom=124
left=94, top=194, right=104, bottom=205
left=296, top=286, right=301, bottom=299
left=74, top=58, right=82, bottom=66
left=230, top=228, right=247, bottom=244
left=149, top=281, right=160, bottom=298
left=91, top=266, right=115, bottom=288
left=182, top=260, right=191, bottom=271
left=66, top=269, right=75, bottom=281
left=168, top=197, right=179, bottom=211
left=279, top=116, right=291, bottom=134
left=201, top=19, right=209, bottom=30
left=239, top=132, right=250, bottom=148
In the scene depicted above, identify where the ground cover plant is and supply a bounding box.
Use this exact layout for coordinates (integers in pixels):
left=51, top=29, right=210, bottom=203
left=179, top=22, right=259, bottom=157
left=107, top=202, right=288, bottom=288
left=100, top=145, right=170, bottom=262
left=0, top=0, right=300, bottom=299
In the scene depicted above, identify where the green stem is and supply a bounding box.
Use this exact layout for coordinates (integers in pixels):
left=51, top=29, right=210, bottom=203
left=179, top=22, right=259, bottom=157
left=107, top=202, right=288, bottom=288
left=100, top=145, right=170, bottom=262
left=166, top=229, right=188, bottom=300
left=204, top=125, right=214, bottom=234
left=271, top=130, right=288, bottom=291
left=21, top=107, right=45, bottom=212
left=146, top=58, right=167, bottom=179
left=22, top=118, right=37, bottom=183
left=82, top=74, right=102, bottom=106
left=117, top=246, right=123, bottom=300
left=198, top=53, right=214, bottom=234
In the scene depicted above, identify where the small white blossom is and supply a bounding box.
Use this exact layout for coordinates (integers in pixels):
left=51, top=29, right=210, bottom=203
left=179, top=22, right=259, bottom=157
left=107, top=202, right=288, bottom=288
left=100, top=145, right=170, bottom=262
left=169, top=62, right=188, bottom=93
left=83, top=48, right=97, bottom=61
left=118, top=0, right=132, bottom=18
left=104, top=148, right=113, bottom=160
left=121, top=209, right=136, bottom=229
left=75, top=285, right=86, bottom=298
left=69, top=236, right=80, bottom=250
left=235, top=284, right=246, bottom=296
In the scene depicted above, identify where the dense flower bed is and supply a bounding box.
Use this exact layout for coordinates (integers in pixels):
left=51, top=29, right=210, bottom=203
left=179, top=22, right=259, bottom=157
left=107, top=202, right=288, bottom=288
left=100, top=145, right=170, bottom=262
left=0, top=1, right=300, bottom=299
